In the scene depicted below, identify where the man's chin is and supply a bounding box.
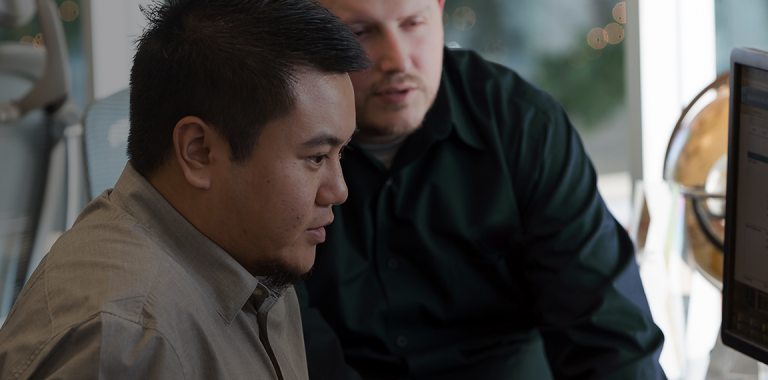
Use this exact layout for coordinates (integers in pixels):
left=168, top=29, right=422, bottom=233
left=356, top=103, right=428, bottom=139
left=262, top=267, right=313, bottom=291
left=248, top=260, right=313, bottom=291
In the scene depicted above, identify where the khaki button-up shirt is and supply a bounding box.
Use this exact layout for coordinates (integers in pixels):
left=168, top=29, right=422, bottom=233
left=0, top=163, right=308, bottom=380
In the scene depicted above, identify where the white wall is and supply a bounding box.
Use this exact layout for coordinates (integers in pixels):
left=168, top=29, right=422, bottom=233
left=81, top=0, right=150, bottom=101
left=626, top=1, right=717, bottom=378
left=633, top=0, right=716, bottom=184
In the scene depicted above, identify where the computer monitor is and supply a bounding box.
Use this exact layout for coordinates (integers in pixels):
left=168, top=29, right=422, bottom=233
left=723, top=47, right=768, bottom=364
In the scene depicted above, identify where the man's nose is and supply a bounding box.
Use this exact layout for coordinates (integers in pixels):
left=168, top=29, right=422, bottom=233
left=377, top=28, right=408, bottom=73
left=317, top=159, right=348, bottom=206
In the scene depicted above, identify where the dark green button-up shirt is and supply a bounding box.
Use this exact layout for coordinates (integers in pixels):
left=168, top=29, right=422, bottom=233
left=298, top=48, right=664, bottom=380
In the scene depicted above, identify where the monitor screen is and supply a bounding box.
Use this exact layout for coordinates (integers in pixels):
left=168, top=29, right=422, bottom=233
left=723, top=47, right=768, bottom=364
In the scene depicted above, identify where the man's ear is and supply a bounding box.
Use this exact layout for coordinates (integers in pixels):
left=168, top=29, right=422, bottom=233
left=172, top=116, right=218, bottom=190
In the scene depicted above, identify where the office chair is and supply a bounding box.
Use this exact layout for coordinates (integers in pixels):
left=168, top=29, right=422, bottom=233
left=82, top=88, right=130, bottom=200
left=0, top=0, right=84, bottom=321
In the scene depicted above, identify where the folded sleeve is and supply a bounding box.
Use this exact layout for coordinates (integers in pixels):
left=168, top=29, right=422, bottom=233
left=510, top=101, right=666, bottom=379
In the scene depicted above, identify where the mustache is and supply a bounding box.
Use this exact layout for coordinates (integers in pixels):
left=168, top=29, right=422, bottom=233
left=367, top=73, right=425, bottom=94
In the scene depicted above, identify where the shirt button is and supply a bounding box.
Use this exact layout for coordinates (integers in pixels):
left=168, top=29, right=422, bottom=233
left=388, top=258, right=399, bottom=269
left=396, top=335, right=408, bottom=347
left=253, top=288, right=263, bottom=296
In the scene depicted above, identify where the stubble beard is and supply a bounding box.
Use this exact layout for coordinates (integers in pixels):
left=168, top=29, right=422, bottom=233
left=355, top=108, right=414, bottom=140
left=247, top=259, right=313, bottom=292
left=355, top=73, right=434, bottom=141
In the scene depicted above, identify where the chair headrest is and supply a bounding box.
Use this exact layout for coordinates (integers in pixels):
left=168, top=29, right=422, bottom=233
left=0, top=0, right=35, bottom=27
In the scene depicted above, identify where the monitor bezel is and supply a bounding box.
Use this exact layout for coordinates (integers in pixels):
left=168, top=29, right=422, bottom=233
left=722, top=47, right=768, bottom=365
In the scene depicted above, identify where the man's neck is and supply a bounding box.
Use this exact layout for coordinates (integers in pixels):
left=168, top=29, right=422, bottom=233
left=355, top=134, right=409, bottom=169
left=353, top=132, right=409, bottom=145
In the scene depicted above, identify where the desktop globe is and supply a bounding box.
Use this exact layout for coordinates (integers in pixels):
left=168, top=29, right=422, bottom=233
left=665, top=73, right=730, bottom=287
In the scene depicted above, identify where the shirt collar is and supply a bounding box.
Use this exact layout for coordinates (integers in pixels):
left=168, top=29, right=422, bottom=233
left=440, top=47, right=486, bottom=151
left=388, top=49, right=486, bottom=164
left=348, top=48, right=489, bottom=170
left=110, top=162, right=261, bottom=323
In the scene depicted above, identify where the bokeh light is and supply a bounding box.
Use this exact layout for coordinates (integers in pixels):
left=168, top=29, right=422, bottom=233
left=582, top=44, right=603, bottom=60
left=613, top=2, right=626, bottom=24
left=59, top=1, right=80, bottom=22
left=443, top=11, right=449, bottom=29
left=568, top=48, right=586, bottom=68
left=605, top=23, right=624, bottom=44
left=587, top=28, right=608, bottom=50
left=484, top=39, right=509, bottom=62
left=452, top=7, right=476, bottom=31
left=33, top=33, right=45, bottom=51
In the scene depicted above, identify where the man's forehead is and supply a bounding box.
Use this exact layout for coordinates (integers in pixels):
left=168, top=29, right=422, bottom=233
left=319, top=0, right=436, bottom=22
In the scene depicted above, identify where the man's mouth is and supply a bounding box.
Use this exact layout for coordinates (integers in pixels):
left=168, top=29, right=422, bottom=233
left=382, top=88, right=410, bottom=95
left=375, top=86, right=413, bottom=103
left=307, top=226, right=327, bottom=243
left=307, top=218, right=333, bottom=243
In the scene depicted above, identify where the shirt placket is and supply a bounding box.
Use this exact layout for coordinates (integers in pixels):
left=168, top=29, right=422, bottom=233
left=375, top=174, right=412, bottom=355
left=251, top=284, right=284, bottom=380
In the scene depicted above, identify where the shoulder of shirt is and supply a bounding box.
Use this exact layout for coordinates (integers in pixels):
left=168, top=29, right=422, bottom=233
left=0, top=305, right=184, bottom=380
left=29, top=193, right=201, bottom=334
left=442, top=48, right=565, bottom=127
left=0, top=196, right=195, bottom=379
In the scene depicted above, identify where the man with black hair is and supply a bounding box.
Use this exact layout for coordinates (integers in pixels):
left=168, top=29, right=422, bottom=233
left=0, top=0, right=368, bottom=378
left=297, top=0, right=666, bottom=379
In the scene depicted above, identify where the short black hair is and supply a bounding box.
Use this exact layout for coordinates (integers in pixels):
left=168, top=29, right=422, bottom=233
left=127, top=0, right=369, bottom=177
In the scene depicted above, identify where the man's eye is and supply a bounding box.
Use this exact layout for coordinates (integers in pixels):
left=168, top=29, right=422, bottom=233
left=351, top=28, right=369, bottom=38
left=311, top=155, right=326, bottom=164
left=338, top=146, right=347, bottom=159
left=403, top=18, right=424, bottom=29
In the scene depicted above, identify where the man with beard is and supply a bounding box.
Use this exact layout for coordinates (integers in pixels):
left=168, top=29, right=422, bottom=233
left=0, top=0, right=368, bottom=378
left=297, top=0, right=666, bottom=379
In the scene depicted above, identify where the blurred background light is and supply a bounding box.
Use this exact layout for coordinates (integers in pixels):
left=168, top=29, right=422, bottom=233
left=452, top=6, right=476, bottom=31
left=32, top=32, right=43, bottom=50
left=58, top=1, right=78, bottom=22
left=613, top=2, right=626, bottom=24
left=582, top=44, right=603, bottom=60
left=605, top=22, right=624, bottom=44
left=484, top=39, right=509, bottom=62
left=568, top=48, right=586, bottom=68
left=587, top=27, right=608, bottom=50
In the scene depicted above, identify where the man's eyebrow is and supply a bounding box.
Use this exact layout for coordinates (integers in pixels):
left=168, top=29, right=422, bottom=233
left=303, top=132, right=347, bottom=148
left=401, top=5, right=431, bottom=20
left=346, top=5, right=431, bottom=25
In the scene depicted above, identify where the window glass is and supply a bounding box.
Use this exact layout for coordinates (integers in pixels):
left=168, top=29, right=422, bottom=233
left=443, top=0, right=631, bottom=223
left=715, top=0, right=768, bottom=74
